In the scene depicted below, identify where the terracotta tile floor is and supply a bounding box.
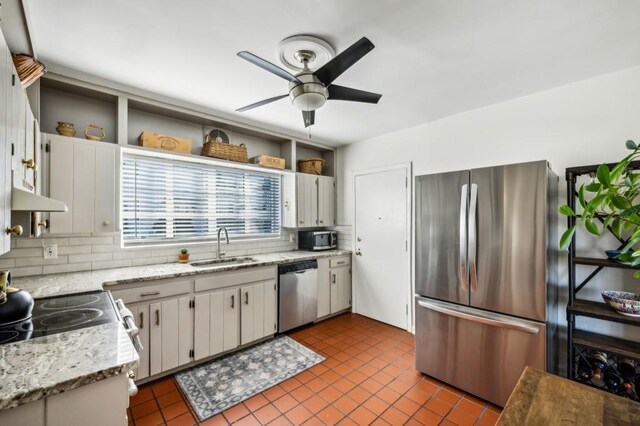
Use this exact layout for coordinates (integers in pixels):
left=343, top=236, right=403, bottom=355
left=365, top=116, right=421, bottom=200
left=129, top=313, right=501, bottom=425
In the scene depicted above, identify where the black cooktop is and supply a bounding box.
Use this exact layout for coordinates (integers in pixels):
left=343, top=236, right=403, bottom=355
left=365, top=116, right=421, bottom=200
left=0, top=291, right=118, bottom=345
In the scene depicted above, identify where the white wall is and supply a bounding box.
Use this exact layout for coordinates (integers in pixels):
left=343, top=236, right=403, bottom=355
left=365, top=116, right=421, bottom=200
left=338, top=65, right=640, bottom=371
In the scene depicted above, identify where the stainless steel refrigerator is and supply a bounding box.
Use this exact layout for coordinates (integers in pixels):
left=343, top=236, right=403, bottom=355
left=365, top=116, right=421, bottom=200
left=415, top=160, right=558, bottom=407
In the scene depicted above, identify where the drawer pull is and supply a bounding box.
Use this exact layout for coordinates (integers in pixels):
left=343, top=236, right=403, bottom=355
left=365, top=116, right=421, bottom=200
left=155, top=309, right=160, bottom=326
left=139, top=312, right=144, bottom=329
left=231, top=294, right=235, bottom=309
left=140, top=291, right=160, bottom=297
left=336, top=261, right=346, bottom=265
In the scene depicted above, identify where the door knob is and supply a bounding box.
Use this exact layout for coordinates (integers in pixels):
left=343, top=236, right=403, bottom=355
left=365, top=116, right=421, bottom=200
left=103, top=220, right=111, bottom=227
left=37, top=220, right=50, bottom=230
left=21, top=159, right=37, bottom=170
left=5, top=225, right=23, bottom=236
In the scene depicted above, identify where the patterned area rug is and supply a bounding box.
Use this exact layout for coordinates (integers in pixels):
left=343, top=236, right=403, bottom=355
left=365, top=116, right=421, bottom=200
left=175, top=336, right=325, bottom=421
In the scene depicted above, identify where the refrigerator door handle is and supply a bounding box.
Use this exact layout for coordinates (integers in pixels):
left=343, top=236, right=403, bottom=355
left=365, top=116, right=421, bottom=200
left=459, top=184, right=469, bottom=291
left=417, top=299, right=540, bottom=335
left=468, top=183, right=478, bottom=292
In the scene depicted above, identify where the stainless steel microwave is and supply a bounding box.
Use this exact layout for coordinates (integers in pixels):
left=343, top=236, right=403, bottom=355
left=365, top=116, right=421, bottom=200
left=298, top=230, right=337, bottom=251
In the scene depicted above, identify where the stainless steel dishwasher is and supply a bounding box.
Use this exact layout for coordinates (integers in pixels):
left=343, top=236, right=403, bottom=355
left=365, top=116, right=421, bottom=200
left=278, top=260, right=318, bottom=333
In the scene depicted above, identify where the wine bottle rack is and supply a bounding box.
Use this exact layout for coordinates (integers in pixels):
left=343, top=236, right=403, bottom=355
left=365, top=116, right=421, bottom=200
left=566, top=160, right=640, bottom=402
left=573, top=345, right=640, bottom=401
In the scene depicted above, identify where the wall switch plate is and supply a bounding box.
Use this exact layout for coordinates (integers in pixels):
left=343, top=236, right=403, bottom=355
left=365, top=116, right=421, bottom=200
left=43, top=244, right=57, bottom=259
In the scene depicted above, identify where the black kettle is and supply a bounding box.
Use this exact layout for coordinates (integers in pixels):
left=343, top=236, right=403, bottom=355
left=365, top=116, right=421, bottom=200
left=0, top=270, right=34, bottom=326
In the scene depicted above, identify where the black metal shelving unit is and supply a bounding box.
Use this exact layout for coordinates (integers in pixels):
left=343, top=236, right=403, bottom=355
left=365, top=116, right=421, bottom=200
left=566, top=160, right=640, bottom=401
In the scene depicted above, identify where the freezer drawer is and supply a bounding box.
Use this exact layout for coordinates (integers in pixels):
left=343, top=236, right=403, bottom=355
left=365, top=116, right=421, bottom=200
left=415, top=297, right=545, bottom=406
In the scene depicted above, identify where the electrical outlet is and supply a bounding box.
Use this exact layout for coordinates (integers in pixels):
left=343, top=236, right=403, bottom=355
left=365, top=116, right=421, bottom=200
left=43, top=244, right=57, bottom=259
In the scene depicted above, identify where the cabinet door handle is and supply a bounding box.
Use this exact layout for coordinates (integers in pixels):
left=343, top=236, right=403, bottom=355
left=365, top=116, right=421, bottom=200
left=141, top=291, right=160, bottom=297
left=245, top=292, right=249, bottom=305
left=139, top=312, right=144, bottom=329
left=22, top=159, right=36, bottom=170
left=332, top=273, right=336, bottom=284
left=231, top=294, right=235, bottom=309
left=155, top=309, right=160, bottom=326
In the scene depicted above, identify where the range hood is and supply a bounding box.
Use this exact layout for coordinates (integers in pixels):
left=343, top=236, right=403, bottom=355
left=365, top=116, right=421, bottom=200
left=11, top=188, right=68, bottom=212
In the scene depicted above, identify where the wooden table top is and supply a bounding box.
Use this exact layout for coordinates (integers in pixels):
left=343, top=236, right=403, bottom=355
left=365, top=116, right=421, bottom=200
left=497, top=367, right=640, bottom=425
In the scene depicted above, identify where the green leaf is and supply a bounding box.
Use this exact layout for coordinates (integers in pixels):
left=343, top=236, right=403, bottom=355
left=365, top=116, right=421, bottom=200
left=626, top=175, right=633, bottom=187
left=612, top=218, right=623, bottom=237
left=585, top=219, right=600, bottom=236
left=558, top=205, right=576, bottom=217
left=631, top=250, right=640, bottom=258
left=578, top=186, right=587, bottom=209
left=584, top=194, right=607, bottom=215
left=597, top=164, right=611, bottom=187
left=559, top=225, right=578, bottom=250
left=634, top=270, right=640, bottom=279
left=611, top=195, right=631, bottom=210
left=627, top=140, right=638, bottom=150
left=631, top=256, right=640, bottom=267
left=585, top=183, right=602, bottom=193
left=619, top=252, right=633, bottom=262
left=622, top=236, right=640, bottom=252
left=621, top=205, right=640, bottom=217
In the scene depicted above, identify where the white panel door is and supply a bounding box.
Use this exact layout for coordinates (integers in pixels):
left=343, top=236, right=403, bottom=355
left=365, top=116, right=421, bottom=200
left=263, top=279, right=277, bottom=337
left=354, top=165, right=410, bottom=329
left=193, top=293, right=210, bottom=361
left=178, top=297, right=193, bottom=366
left=317, top=258, right=331, bottom=318
left=252, top=282, right=265, bottom=341
left=131, top=304, right=150, bottom=380
left=223, top=288, right=239, bottom=351
left=297, top=174, right=317, bottom=227
left=49, top=137, right=74, bottom=234
left=209, top=291, right=224, bottom=356
left=72, top=143, right=95, bottom=233
left=318, top=177, right=335, bottom=226
left=94, top=144, right=117, bottom=233
left=149, top=302, right=162, bottom=376
left=240, top=285, right=254, bottom=345
left=161, top=299, right=179, bottom=372
left=0, top=36, right=10, bottom=255
left=22, top=104, right=35, bottom=190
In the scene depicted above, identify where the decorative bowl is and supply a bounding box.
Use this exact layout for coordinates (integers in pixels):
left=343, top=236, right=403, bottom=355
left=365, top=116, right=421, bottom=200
left=602, top=291, right=640, bottom=317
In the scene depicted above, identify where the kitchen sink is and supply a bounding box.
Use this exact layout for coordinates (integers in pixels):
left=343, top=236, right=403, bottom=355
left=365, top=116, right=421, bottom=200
left=190, top=256, right=256, bottom=267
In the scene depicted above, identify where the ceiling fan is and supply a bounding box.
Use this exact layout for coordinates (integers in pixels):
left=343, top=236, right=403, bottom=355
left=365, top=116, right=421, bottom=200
left=236, top=36, right=382, bottom=128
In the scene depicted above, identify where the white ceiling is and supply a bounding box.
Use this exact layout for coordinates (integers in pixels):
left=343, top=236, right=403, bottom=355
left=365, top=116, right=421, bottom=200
left=24, top=0, right=640, bottom=145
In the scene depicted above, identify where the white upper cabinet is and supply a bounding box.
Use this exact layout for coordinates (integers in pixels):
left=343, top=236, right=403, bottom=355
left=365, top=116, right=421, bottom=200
left=0, top=31, right=10, bottom=254
left=48, top=134, right=119, bottom=234
left=294, top=173, right=335, bottom=228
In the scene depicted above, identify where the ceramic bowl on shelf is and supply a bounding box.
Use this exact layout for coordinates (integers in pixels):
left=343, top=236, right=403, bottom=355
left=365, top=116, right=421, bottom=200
left=601, top=291, right=640, bottom=317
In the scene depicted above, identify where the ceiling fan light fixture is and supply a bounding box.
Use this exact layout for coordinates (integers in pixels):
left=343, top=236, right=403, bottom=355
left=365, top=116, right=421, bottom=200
left=291, top=92, right=326, bottom=111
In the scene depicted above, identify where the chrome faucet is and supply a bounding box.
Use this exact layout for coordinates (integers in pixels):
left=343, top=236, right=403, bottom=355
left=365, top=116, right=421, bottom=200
left=216, top=226, right=230, bottom=260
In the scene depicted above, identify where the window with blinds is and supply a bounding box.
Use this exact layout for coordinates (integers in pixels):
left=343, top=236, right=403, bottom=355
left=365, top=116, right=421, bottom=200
left=121, top=153, right=281, bottom=246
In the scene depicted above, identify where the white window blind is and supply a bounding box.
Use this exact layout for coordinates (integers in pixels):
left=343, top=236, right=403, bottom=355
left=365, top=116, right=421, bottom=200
left=121, top=153, right=281, bottom=246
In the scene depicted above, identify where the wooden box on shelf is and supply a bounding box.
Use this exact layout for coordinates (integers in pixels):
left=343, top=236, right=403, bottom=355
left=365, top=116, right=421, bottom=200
left=139, top=131, right=192, bottom=153
left=250, top=155, right=285, bottom=169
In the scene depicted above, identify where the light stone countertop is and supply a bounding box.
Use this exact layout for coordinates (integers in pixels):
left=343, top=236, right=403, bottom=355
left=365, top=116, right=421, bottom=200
left=0, top=322, right=139, bottom=410
left=1, top=249, right=350, bottom=411
left=13, top=249, right=351, bottom=299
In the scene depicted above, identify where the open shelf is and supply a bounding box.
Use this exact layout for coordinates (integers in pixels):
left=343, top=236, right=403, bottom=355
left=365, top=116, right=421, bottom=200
left=573, top=330, right=640, bottom=360
left=574, top=256, right=637, bottom=270
left=568, top=299, right=640, bottom=326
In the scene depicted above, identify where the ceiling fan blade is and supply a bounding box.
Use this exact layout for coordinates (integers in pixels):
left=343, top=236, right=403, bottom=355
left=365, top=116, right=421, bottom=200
left=328, top=84, right=382, bottom=104
left=236, top=94, right=288, bottom=112
left=237, top=51, right=302, bottom=84
left=314, top=37, right=375, bottom=85
left=302, top=110, right=315, bottom=128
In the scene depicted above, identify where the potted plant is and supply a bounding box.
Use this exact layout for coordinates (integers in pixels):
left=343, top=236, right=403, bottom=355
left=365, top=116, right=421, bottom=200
left=559, top=140, right=640, bottom=277
left=178, top=248, right=189, bottom=263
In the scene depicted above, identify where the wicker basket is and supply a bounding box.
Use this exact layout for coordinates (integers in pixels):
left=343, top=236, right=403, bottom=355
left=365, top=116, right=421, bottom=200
left=298, top=158, right=326, bottom=175
left=202, top=141, right=248, bottom=163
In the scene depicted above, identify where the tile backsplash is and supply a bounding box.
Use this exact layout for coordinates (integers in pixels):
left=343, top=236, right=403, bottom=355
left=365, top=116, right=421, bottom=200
left=0, top=229, right=298, bottom=277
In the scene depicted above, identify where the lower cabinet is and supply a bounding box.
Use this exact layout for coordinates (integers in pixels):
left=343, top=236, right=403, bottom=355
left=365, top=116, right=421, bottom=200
left=0, top=374, right=129, bottom=426
left=318, top=255, right=352, bottom=318
left=194, top=268, right=277, bottom=361
left=130, top=304, right=150, bottom=380
left=149, top=297, right=193, bottom=375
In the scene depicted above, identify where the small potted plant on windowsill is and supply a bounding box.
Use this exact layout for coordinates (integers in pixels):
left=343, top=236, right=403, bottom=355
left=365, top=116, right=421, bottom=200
left=178, top=248, right=189, bottom=263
